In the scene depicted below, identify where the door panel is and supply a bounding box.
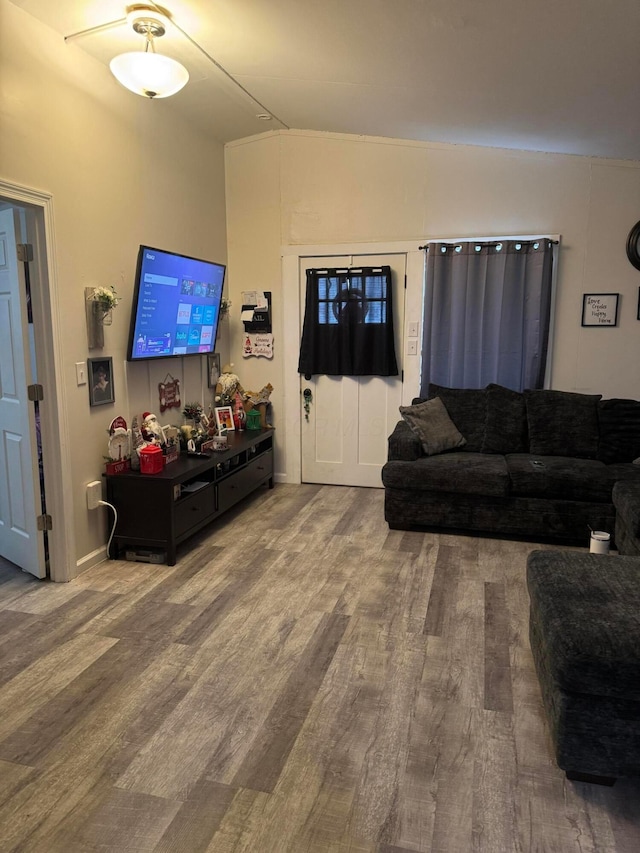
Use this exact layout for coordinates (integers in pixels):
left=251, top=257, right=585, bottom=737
left=300, top=253, right=405, bottom=487
left=0, top=208, right=46, bottom=577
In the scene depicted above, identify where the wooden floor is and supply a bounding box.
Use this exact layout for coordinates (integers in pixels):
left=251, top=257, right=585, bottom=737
left=1, top=483, right=639, bottom=852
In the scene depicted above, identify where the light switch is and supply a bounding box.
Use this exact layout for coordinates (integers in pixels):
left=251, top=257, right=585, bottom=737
left=408, top=321, right=419, bottom=337
left=75, top=362, right=87, bottom=385
left=406, top=340, right=418, bottom=355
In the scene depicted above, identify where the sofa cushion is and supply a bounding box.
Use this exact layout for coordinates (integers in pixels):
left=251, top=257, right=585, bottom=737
left=525, top=390, right=601, bottom=458
left=382, top=452, right=510, bottom=497
left=482, top=384, right=528, bottom=454
left=506, top=454, right=612, bottom=502
left=597, top=398, right=640, bottom=463
left=399, top=397, right=466, bottom=456
left=427, top=384, right=487, bottom=452
left=604, top=462, right=640, bottom=485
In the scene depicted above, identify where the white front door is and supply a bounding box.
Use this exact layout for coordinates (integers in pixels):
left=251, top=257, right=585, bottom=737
left=0, top=208, right=46, bottom=578
left=299, top=253, right=405, bottom=488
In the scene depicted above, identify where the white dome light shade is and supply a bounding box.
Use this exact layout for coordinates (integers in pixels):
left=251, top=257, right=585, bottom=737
left=110, top=52, right=189, bottom=99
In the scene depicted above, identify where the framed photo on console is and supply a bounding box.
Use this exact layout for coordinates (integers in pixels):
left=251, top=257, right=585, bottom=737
left=215, top=406, right=234, bottom=431
left=581, top=293, right=619, bottom=327
left=88, top=356, right=115, bottom=406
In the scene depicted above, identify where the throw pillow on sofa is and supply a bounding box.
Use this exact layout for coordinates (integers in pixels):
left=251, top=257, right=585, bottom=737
left=427, top=384, right=487, bottom=452
left=525, top=390, right=602, bottom=458
left=400, top=397, right=467, bottom=456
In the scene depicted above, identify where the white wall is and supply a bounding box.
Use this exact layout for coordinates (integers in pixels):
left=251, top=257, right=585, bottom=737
left=225, top=130, right=640, bottom=480
left=1, top=1, right=228, bottom=575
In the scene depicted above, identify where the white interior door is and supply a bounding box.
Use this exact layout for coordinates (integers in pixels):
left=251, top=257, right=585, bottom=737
left=0, top=208, right=46, bottom=577
left=300, top=253, right=405, bottom=488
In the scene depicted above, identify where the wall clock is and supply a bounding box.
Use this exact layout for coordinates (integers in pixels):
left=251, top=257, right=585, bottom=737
left=626, top=220, right=640, bottom=271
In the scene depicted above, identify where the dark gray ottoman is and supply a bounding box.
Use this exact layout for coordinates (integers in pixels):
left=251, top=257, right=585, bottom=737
left=527, top=550, right=640, bottom=785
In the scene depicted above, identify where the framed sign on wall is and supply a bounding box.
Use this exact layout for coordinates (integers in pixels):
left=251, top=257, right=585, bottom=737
left=581, top=293, right=619, bottom=327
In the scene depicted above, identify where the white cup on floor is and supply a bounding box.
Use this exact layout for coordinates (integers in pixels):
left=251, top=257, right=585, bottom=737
left=590, top=531, right=611, bottom=554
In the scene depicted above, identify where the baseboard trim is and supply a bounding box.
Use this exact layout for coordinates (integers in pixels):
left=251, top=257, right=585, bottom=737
left=73, top=545, right=107, bottom=580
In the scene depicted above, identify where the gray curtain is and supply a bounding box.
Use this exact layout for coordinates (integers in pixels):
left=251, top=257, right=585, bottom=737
left=420, top=239, right=553, bottom=394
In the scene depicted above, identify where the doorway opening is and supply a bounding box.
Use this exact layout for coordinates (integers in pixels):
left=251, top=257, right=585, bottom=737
left=0, top=180, right=75, bottom=582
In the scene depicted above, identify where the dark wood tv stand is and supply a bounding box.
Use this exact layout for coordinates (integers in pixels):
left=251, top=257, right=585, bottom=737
left=105, top=428, right=274, bottom=565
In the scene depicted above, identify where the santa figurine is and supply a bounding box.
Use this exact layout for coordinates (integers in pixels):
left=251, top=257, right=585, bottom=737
left=215, top=364, right=243, bottom=406
left=141, top=412, right=166, bottom=445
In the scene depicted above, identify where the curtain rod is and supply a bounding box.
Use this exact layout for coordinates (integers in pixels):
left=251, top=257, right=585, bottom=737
left=419, top=238, right=559, bottom=250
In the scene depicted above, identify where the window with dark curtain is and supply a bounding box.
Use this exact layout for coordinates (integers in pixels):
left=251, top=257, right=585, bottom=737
left=298, top=266, right=398, bottom=378
left=419, top=239, right=554, bottom=394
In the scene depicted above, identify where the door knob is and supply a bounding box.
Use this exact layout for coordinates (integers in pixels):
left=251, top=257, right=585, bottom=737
left=303, top=388, right=313, bottom=421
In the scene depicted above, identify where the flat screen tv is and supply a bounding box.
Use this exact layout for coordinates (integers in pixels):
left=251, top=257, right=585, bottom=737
left=126, top=245, right=226, bottom=361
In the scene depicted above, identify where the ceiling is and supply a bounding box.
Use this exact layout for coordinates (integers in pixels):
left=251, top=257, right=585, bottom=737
left=10, top=0, right=640, bottom=160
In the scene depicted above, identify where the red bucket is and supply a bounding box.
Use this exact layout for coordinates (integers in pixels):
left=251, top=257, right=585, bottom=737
left=139, top=443, right=164, bottom=474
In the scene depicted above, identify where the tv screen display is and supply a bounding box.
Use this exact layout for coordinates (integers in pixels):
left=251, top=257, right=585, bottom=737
left=127, top=245, right=226, bottom=361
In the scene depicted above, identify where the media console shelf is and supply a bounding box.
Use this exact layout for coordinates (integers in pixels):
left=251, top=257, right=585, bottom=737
left=105, top=428, right=274, bottom=565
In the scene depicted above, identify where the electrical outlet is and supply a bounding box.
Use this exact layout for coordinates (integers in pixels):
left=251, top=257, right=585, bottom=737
left=86, top=480, right=102, bottom=510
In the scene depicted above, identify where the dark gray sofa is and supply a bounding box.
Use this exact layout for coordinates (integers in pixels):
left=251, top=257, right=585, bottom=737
left=382, top=384, right=640, bottom=542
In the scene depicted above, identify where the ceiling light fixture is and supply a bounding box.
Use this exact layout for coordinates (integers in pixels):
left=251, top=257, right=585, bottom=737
left=109, top=4, right=189, bottom=99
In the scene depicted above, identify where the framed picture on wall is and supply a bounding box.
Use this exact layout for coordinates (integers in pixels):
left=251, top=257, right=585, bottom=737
left=581, top=293, right=619, bottom=327
left=88, top=357, right=115, bottom=406
left=207, top=352, right=221, bottom=388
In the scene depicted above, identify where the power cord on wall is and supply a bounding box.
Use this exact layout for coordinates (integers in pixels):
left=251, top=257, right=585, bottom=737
left=97, top=500, right=118, bottom=557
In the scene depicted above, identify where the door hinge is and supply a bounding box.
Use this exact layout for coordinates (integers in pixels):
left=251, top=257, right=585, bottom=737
left=17, top=243, right=34, bottom=262
left=27, top=384, right=44, bottom=402
left=404, top=274, right=407, bottom=289
left=37, top=514, right=52, bottom=532
left=401, top=369, right=404, bottom=382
